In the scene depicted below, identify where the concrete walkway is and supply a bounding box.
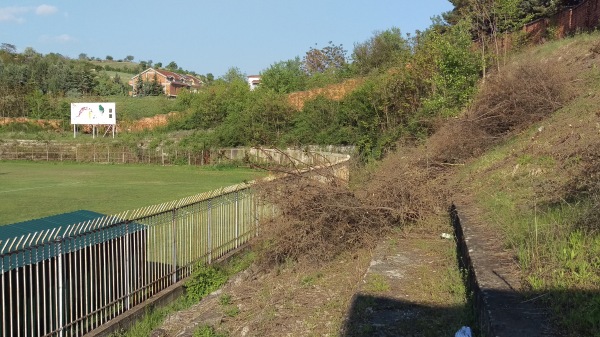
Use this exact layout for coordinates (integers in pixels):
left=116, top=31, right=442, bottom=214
left=340, top=231, right=470, bottom=337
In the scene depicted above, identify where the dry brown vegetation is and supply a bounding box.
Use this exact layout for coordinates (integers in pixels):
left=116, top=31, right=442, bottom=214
left=253, top=170, right=395, bottom=269
left=250, top=46, right=581, bottom=276
left=287, top=78, right=364, bottom=110
left=427, top=58, right=574, bottom=165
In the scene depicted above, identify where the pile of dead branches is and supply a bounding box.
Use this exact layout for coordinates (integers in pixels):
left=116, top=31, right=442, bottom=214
left=253, top=171, right=398, bottom=269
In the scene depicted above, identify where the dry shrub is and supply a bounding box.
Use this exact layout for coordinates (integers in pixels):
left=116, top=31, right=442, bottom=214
left=427, top=59, right=573, bottom=165
left=469, top=60, right=572, bottom=137
left=426, top=118, right=494, bottom=164
left=359, top=146, right=451, bottom=223
left=253, top=173, right=397, bottom=269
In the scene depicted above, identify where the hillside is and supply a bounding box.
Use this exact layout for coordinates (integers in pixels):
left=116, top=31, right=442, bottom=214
left=370, top=33, right=600, bottom=335
left=126, top=33, right=600, bottom=337
left=287, top=78, right=364, bottom=110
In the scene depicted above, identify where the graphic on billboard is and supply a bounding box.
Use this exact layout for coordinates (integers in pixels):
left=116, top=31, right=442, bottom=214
left=71, top=103, right=116, bottom=125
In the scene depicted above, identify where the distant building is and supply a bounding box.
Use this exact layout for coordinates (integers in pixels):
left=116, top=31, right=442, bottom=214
left=129, top=68, right=203, bottom=97
left=247, top=75, right=261, bottom=90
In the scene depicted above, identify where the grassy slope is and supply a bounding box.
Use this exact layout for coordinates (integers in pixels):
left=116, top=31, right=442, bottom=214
left=453, top=34, right=600, bottom=334
left=100, top=70, right=136, bottom=85
left=91, top=60, right=140, bottom=71
left=91, top=34, right=600, bottom=337
left=0, top=161, right=264, bottom=225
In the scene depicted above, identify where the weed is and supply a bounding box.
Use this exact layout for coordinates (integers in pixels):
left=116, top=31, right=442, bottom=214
left=219, top=294, right=232, bottom=306
left=185, top=264, right=228, bottom=303
left=300, top=272, right=323, bottom=287
left=224, top=306, right=240, bottom=317
left=364, top=274, right=390, bottom=293
left=192, top=325, right=227, bottom=337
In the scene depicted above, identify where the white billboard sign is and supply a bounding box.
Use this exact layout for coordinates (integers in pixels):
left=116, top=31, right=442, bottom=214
left=71, top=102, right=116, bottom=125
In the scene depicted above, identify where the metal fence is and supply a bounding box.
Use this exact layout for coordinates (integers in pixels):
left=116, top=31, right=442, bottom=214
left=0, top=183, right=274, bottom=337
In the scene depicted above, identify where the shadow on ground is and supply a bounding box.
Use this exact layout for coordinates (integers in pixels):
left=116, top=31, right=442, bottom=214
left=341, top=287, right=600, bottom=336
left=341, top=293, right=472, bottom=337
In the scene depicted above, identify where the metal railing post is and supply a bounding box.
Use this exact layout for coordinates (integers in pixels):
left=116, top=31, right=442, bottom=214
left=57, top=237, right=64, bottom=337
left=172, top=209, right=178, bottom=283
left=208, top=200, right=212, bottom=264
left=235, top=192, right=239, bottom=249
left=124, top=223, right=130, bottom=310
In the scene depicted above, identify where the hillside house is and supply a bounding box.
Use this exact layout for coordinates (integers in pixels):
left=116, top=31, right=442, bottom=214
left=129, top=68, right=203, bottom=97
left=247, top=75, right=261, bottom=90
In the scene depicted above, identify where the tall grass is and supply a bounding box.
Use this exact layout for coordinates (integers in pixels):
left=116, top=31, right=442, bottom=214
left=468, top=138, right=600, bottom=335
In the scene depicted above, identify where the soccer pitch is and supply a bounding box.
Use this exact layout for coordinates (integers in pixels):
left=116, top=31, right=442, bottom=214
left=0, top=161, right=266, bottom=226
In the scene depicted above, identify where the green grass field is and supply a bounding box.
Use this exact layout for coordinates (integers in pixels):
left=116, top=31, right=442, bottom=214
left=100, top=70, right=136, bottom=84
left=0, top=161, right=265, bottom=226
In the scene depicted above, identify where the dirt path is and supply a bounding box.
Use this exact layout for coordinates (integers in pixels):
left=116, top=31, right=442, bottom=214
left=152, top=222, right=470, bottom=337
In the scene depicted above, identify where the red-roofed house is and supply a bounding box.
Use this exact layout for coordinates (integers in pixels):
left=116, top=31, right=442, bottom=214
left=129, top=68, right=204, bottom=97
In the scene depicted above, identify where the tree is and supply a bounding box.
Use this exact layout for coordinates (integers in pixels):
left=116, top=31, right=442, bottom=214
left=135, top=74, right=144, bottom=96
left=443, top=0, right=471, bottom=25
left=352, top=27, right=412, bottom=75
left=149, top=73, right=163, bottom=95
left=125, top=55, right=134, bottom=62
left=302, top=41, right=347, bottom=75
left=22, top=47, right=39, bottom=59
left=1, top=43, right=16, bottom=54
left=106, top=55, right=113, bottom=61
left=221, top=67, right=246, bottom=84
left=78, top=53, right=88, bottom=60
left=413, top=19, right=480, bottom=118
left=166, top=61, right=178, bottom=71
left=155, top=62, right=163, bottom=68
left=260, top=57, right=307, bottom=93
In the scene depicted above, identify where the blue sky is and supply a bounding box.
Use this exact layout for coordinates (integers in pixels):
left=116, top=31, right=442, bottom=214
left=0, top=1, right=453, bottom=77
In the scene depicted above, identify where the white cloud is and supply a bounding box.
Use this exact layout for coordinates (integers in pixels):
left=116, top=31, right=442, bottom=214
left=54, top=34, right=74, bottom=43
left=35, top=5, right=58, bottom=16
left=40, top=34, right=76, bottom=44
left=0, top=6, right=29, bottom=23
left=0, top=5, right=58, bottom=23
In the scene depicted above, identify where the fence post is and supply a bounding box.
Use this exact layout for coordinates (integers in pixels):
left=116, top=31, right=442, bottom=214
left=172, top=208, right=178, bottom=283
left=208, top=200, right=212, bottom=264
left=254, top=194, right=259, bottom=237
left=124, top=222, right=130, bottom=310
left=57, top=237, right=64, bottom=337
left=235, top=192, right=239, bottom=249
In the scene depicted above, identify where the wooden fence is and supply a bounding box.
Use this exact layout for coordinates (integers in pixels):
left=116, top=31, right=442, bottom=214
left=0, top=140, right=354, bottom=167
